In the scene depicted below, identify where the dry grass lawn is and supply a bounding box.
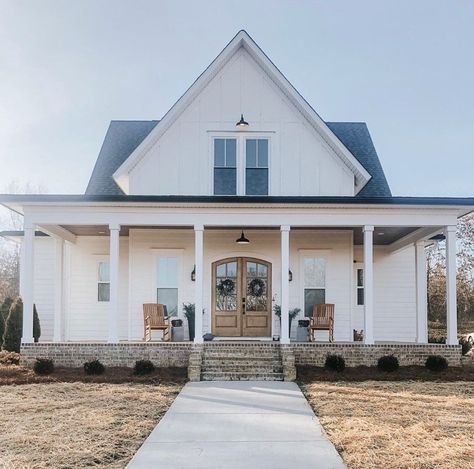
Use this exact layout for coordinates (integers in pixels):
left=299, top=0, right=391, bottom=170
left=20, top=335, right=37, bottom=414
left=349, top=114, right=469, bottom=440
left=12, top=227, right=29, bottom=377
left=0, top=382, right=182, bottom=468
left=302, top=381, right=474, bottom=469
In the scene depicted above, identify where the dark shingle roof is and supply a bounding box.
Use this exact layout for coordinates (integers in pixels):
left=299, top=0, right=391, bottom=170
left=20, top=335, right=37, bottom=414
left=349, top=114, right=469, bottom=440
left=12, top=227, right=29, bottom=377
left=85, top=120, right=159, bottom=195
left=85, top=120, right=391, bottom=197
left=326, top=122, right=392, bottom=197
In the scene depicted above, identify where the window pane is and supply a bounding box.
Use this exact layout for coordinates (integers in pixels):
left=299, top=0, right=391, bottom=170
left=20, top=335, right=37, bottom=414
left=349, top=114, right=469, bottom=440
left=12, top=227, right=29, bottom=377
left=257, top=263, right=267, bottom=278
left=216, top=264, right=226, bottom=277
left=226, top=139, right=236, bottom=167
left=98, top=262, right=110, bottom=282
left=357, top=288, right=364, bottom=306
left=304, top=257, right=326, bottom=287
left=98, top=283, right=110, bottom=302
left=157, top=288, right=178, bottom=316
left=214, top=139, right=225, bottom=166
left=246, top=139, right=257, bottom=168
left=357, top=269, right=364, bottom=287
left=257, top=139, right=268, bottom=167
left=304, top=288, right=326, bottom=317
left=214, top=168, right=236, bottom=195
left=245, top=168, right=268, bottom=195
left=226, top=261, right=237, bottom=277
left=157, top=257, right=178, bottom=287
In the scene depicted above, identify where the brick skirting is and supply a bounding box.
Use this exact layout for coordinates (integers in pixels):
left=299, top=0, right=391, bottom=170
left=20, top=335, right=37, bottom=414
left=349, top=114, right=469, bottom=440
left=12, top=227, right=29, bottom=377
left=20, top=342, right=462, bottom=368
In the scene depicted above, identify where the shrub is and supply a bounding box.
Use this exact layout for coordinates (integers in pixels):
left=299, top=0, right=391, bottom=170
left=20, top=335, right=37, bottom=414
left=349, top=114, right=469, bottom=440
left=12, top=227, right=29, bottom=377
left=425, top=355, right=448, bottom=372
left=33, top=358, right=54, bottom=375
left=428, top=336, right=446, bottom=344
left=0, top=297, right=14, bottom=349
left=2, top=297, right=23, bottom=353
left=133, top=359, right=155, bottom=375
left=0, top=350, right=20, bottom=365
left=33, top=305, right=41, bottom=343
left=324, top=354, right=345, bottom=372
left=459, top=337, right=472, bottom=356
left=84, top=359, right=105, bottom=375
left=377, top=355, right=399, bottom=372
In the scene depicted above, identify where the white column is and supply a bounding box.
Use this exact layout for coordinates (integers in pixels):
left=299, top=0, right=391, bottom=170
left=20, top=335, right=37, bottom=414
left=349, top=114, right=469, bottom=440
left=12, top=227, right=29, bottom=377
left=280, top=225, right=290, bottom=344
left=194, top=224, right=204, bottom=343
left=108, top=224, right=120, bottom=343
left=22, top=223, right=35, bottom=343
left=445, top=225, right=458, bottom=345
left=363, top=225, right=374, bottom=345
left=53, top=238, right=64, bottom=342
left=415, top=241, right=428, bottom=343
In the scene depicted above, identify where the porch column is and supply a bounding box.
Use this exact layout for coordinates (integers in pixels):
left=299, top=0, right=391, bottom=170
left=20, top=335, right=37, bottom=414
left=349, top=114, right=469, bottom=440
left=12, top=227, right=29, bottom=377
left=445, top=225, right=458, bottom=345
left=280, top=225, right=290, bottom=344
left=415, top=241, right=428, bottom=343
left=53, top=238, right=64, bottom=342
left=194, top=224, right=204, bottom=343
left=363, top=225, right=374, bottom=345
left=22, top=222, right=35, bottom=343
left=108, top=223, right=120, bottom=343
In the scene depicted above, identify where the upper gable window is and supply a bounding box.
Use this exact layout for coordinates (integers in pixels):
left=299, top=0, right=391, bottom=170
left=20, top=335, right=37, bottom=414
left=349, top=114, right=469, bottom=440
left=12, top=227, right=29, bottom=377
left=214, top=138, right=237, bottom=195
left=245, top=139, right=268, bottom=195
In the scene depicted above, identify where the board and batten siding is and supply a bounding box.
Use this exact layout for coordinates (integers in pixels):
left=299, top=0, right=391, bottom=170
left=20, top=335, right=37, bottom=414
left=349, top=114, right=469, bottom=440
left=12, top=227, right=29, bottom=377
left=127, top=47, right=355, bottom=197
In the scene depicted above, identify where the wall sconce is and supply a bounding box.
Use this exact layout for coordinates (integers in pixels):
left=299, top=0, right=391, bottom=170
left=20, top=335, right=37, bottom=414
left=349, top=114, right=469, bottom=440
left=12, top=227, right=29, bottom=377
left=191, top=265, right=196, bottom=282
left=289, top=269, right=293, bottom=282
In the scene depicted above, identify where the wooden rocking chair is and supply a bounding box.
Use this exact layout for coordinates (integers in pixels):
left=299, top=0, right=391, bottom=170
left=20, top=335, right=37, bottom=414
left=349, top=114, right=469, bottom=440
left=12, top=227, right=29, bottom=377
left=310, top=304, right=335, bottom=342
left=143, top=303, right=170, bottom=342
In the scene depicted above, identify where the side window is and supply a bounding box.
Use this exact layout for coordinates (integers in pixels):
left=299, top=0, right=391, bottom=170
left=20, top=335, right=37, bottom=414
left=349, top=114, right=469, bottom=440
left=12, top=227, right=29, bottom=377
left=98, top=261, right=110, bottom=302
left=303, top=257, right=326, bottom=317
left=245, top=139, right=268, bottom=195
left=214, top=138, right=237, bottom=195
left=157, top=256, right=178, bottom=316
left=356, top=268, right=364, bottom=305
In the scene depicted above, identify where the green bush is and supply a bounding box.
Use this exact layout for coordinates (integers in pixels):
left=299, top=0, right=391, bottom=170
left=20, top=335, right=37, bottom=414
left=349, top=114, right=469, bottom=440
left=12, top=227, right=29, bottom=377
left=425, top=355, right=448, bottom=371
left=377, top=355, right=399, bottom=372
left=324, top=354, right=345, bottom=372
left=33, top=358, right=54, bottom=375
left=133, top=359, right=155, bottom=375
left=0, top=297, right=13, bottom=349
left=84, top=359, right=105, bottom=375
left=459, top=337, right=472, bottom=356
left=2, top=298, right=23, bottom=352
left=33, top=305, right=41, bottom=343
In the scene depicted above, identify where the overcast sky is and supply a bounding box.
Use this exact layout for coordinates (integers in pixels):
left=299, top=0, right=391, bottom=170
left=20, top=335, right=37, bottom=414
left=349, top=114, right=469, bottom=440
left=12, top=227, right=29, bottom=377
left=0, top=0, right=473, bottom=196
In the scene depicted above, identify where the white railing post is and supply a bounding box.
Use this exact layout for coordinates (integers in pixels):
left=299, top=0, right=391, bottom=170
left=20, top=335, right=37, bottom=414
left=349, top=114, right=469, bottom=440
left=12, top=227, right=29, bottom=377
left=415, top=241, right=428, bottom=343
left=194, top=224, right=204, bottom=343
left=22, top=222, right=35, bottom=343
left=280, top=225, right=290, bottom=344
left=445, top=225, right=458, bottom=345
left=363, top=225, right=374, bottom=345
left=108, top=223, right=120, bottom=343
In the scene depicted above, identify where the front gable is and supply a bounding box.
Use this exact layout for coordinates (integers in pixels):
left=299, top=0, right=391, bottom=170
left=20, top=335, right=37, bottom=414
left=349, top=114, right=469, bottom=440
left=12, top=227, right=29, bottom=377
left=113, top=31, right=371, bottom=196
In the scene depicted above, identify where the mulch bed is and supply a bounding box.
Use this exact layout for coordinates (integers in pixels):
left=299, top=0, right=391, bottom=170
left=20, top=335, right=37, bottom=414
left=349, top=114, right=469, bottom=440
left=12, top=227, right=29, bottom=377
left=0, top=364, right=187, bottom=386
left=297, top=365, right=474, bottom=382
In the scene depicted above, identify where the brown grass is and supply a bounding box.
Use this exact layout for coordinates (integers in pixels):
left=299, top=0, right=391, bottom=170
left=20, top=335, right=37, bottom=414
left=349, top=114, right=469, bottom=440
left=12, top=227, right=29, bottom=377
left=302, top=381, right=474, bottom=469
left=0, top=382, right=182, bottom=468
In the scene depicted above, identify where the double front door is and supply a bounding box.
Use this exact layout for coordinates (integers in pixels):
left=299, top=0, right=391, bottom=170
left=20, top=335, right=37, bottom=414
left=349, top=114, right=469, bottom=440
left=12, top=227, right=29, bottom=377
left=212, top=257, right=272, bottom=337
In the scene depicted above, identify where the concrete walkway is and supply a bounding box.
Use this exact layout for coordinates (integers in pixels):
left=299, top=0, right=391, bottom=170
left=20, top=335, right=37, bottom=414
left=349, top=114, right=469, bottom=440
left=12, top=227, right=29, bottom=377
left=127, top=381, right=345, bottom=469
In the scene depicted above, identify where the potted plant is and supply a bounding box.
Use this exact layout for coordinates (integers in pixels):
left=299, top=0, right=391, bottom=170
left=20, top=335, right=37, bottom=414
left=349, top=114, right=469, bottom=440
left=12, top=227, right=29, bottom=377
left=273, top=304, right=301, bottom=338
left=182, top=303, right=205, bottom=341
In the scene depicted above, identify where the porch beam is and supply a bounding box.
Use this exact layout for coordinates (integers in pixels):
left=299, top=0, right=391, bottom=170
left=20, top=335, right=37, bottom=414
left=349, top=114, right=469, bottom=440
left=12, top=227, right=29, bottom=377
left=363, top=225, right=374, bottom=344
left=280, top=225, right=290, bottom=344
left=37, top=224, right=77, bottom=244
left=386, top=226, right=443, bottom=254
left=415, top=241, right=428, bottom=343
left=21, top=222, right=35, bottom=343
left=194, top=224, right=204, bottom=343
left=108, top=223, right=120, bottom=343
left=445, top=225, right=458, bottom=345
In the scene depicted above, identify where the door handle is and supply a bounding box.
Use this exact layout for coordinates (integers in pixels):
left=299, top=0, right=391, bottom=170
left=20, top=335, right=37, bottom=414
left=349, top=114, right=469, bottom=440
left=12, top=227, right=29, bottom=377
left=242, top=298, right=246, bottom=314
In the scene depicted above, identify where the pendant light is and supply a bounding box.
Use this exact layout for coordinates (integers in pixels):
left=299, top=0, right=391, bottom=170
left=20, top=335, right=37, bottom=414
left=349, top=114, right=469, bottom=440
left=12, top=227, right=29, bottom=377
left=236, top=114, right=249, bottom=128
left=236, top=230, right=250, bottom=244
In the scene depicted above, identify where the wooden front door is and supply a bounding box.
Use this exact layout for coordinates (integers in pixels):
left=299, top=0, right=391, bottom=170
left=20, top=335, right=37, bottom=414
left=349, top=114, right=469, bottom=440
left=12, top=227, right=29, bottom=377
left=212, top=257, right=272, bottom=337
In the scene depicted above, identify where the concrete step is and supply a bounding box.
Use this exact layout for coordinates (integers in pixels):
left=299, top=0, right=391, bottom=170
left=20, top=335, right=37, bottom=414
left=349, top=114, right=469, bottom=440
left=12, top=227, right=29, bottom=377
left=201, top=371, right=284, bottom=381
left=202, top=358, right=283, bottom=366
left=202, top=350, right=281, bottom=357
left=202, top=365, right=284, bottom=373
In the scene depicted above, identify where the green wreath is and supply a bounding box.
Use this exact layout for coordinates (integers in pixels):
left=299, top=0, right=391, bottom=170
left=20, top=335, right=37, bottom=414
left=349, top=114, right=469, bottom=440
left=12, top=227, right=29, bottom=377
left=217, top=278, right=235, bottom=296
left=248, top=278, right=265, bottom=297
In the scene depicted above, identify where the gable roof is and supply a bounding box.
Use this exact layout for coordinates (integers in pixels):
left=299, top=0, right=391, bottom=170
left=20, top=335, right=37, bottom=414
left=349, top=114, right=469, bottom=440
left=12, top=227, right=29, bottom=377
left=111, top=30, right=371, bottom=193
left=85, top=120, right=159, bottom=195
left=85, top=120, right=391, bottom=197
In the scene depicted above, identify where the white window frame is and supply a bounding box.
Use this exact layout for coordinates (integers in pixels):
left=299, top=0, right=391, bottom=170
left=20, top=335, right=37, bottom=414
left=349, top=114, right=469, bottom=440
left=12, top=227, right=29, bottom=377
left=96, top=258, right=110, bottom=303
left=152, top=249, right=184, bottom=317
left=354, top=262, right=364, bottom=306
left=209, top=132, right=272, bottom=196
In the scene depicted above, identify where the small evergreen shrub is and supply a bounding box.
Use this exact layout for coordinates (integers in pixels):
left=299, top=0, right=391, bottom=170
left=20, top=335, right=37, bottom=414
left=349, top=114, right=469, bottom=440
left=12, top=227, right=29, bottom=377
left=425, top=355, right=448, bottom=371
left=134, top=359, right=155, bottom=375
left=84, top=359, right=105, bottom=375
left=33, top=358, right=54, bottom=375
left=33, top=305, right=41, bottom=343
left=324, top=354, right=345, bottom=372
left=2, top=297, right=23, bottom=353
left=377, top=355, right=399, bottom=372
left=459, top=337, right=472, bottom=356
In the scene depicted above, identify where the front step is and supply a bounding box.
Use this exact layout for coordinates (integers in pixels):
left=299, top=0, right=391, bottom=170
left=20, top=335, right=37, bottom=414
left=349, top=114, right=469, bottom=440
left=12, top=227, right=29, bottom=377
left=201, top=371, right=285, bottom=381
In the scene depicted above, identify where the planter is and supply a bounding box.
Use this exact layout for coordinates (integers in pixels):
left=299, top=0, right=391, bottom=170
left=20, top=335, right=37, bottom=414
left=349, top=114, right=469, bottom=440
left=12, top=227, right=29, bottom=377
left=172, top=326, right=185, bottom=342
left=171, top=319, right=183, bottom=327
left=187, top=316, right=195, bottom=342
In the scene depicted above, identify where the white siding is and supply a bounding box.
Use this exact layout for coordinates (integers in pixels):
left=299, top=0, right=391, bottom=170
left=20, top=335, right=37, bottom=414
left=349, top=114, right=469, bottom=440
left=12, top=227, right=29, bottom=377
left=128, top=48, right=355, bottom=197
